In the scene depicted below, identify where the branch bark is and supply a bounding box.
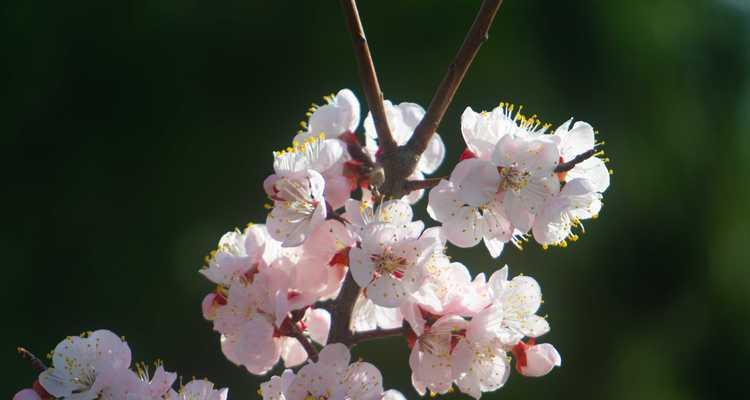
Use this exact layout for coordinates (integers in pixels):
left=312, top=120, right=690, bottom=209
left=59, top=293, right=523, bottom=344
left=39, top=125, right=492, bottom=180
left=406, top=0, right=505, bottom=155
left=555, top=149, right=597, bottom=173
left=347, top=325, right=408, bottom=348
left=327, top=269, right=361, bottom=345
left=288, top=323, right=319, bottom=362
left=339, top=0, right=397, bottom=152
left=405, top=177, right=445, bottom=192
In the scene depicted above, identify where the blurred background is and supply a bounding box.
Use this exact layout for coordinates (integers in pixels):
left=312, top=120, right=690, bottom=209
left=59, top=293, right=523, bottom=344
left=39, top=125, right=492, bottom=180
left=3, top=0, right=749, bottom=398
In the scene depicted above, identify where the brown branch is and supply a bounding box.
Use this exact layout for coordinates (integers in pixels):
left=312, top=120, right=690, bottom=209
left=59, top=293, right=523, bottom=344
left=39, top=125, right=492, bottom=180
left=288, top=323, right=319, bottom=362
left=555, top=149, right=597, bottom=173
left=17, top=347, right=46, bottom=373
left=405, top=177, right=445, bottom=192
left=327, top=269, right=361, bottom=346
left=406, top=0, right=505, bottom=155
left=347, top=325, right=408, bottom=348
left=339, top=0, right=397, bottom=152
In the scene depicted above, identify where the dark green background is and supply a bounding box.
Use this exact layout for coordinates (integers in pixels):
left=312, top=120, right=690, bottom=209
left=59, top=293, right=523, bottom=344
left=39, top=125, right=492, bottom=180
left=4, top=1, right=749, bottom=399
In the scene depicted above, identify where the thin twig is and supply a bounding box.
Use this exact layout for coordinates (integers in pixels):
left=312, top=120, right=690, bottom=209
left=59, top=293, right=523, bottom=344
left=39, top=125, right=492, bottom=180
left=17, top=347, right=47, bottom=373
left=555, top=149, right=597, bottom=173
left=288, top=324, right=319, bottom=362
left=348, top=325, right=408, bottom=348
left=339, top=0, right=397, bottom=152
left=407, top=0, right=505, bottom=155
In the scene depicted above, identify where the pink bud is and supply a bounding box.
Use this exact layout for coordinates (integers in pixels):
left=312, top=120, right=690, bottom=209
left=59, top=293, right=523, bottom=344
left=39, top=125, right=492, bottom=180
left=14, top=389, right=41, bottom=400
left=512, top=340, right=562, bottom=377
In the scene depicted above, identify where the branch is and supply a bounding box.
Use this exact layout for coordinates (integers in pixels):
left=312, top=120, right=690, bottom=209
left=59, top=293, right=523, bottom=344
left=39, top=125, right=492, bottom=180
left=339, top=0, right=397, bottom=152
left=348, top=325, right=408, bottom=348
left=406, top=0, right=505, bottom=155
left=327, top=269, right=361, bottom=345
left=288, top=323, right=319, bottom=362
left=405, top=177, right=445, bottom=192
left=555, top=149, right=597, bottom=173
left=17, top=347, right=46, bottom=373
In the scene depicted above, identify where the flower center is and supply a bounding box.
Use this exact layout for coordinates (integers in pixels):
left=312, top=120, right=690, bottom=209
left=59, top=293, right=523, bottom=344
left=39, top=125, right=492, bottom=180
left=498, top=166, right=530, bottom=192
left=370, top=249, right=408, bottom=279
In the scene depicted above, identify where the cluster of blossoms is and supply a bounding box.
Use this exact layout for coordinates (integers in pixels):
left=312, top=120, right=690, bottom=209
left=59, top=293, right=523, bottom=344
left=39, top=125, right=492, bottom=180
left=14, top=330, right=227, bottom=400
left=429, top=104, right=610, bottom=256
left=195, top=88, right=609, bottom=398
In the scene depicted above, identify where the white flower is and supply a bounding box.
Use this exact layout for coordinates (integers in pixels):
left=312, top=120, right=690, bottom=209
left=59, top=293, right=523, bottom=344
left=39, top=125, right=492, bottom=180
left=451, top=306, right=511, bottom=399
left=295, top=89, right=361, bottom=142
left=343, top=198, right=417, bottom=240
left=200, top=224, right=274, bottom=287
left=349, top=217, right=438, bottom=308
left=350, top=293, right=404, bottom=332
left=165, top=379, right=228, bottom=400
left=266, top=169, right=327, bottom=247
left=553, top=118, right=609, bottom=193
left=38, top=330, right=132, bottom=400
left=427, top=158, right=512, bottom=258
left=268, top=133, right=351, bottom=210
left=410, top=259, right=492, bottom=317
left=129, top=364, right=177, bottom=400
left=409, top=315, right=467, bottom=396
left=488, top=266, right=550, bottom=346
left=259, top=369, right=296, bottom=400
left=532, top=178, right=602, bottom=247
left=492, top=134, right=560, bottom=232
left=284, top=344, right=385, bottom=400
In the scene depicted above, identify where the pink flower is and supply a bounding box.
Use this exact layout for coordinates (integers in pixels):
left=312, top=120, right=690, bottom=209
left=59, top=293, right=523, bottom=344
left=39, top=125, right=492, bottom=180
left=13, top=389, right=41, bottom=400
left=294, top=89, right=361, bottom=142
left=409, top=315, right=467, bottom=396
left=283, top=344, right=385, bottom=400
left=427, top=159, right=512, bottom=258
left=38, top=330, right=132, bottom=400
left=350, top=219, right=438, bottom=308
left=451, top=306, right=511, bottom=399
left=266, top=169, right=328, bottom=247
left=511, top=339, right=562, bottom=377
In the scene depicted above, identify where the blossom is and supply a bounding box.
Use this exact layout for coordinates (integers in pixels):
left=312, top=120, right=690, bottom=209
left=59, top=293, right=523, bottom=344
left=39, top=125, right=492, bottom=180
left=409, top=315, right=467, bottom=396
left=461, top=106, right=520, bottom=160
left=259, top=369, right=296, bottom=400
left=200, top=224, right=275, bottom=287
left=511, top=340, right=562, bottom=377
left=38, top=330, right=132, bottom=400
left=271, top=344, right=386, bottom=400
left=266, top=169, right=328, bottom=247
left=165, top=379, right=228, bottom=400
left=409, top=259, right=492, bottom=317
left=451, top=306, right=511, bottom=399
left=349, top=213, right=438, bottom=307
left=130, top=364, right=177, bottom=400
left=13, top=389, right=42, bottom=400
left=294, top=89, right=361, bottom=143
left=487, top=266, right=550, bottom=346
left=532, top=178, right=602, bottom=247
left=350, top=293, right=404, bottom=333
left=427, top=158, right=512, bottom=258
left=492, top=133, right=560, bottom=232
left=552, top=118, right=610, bottom=193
